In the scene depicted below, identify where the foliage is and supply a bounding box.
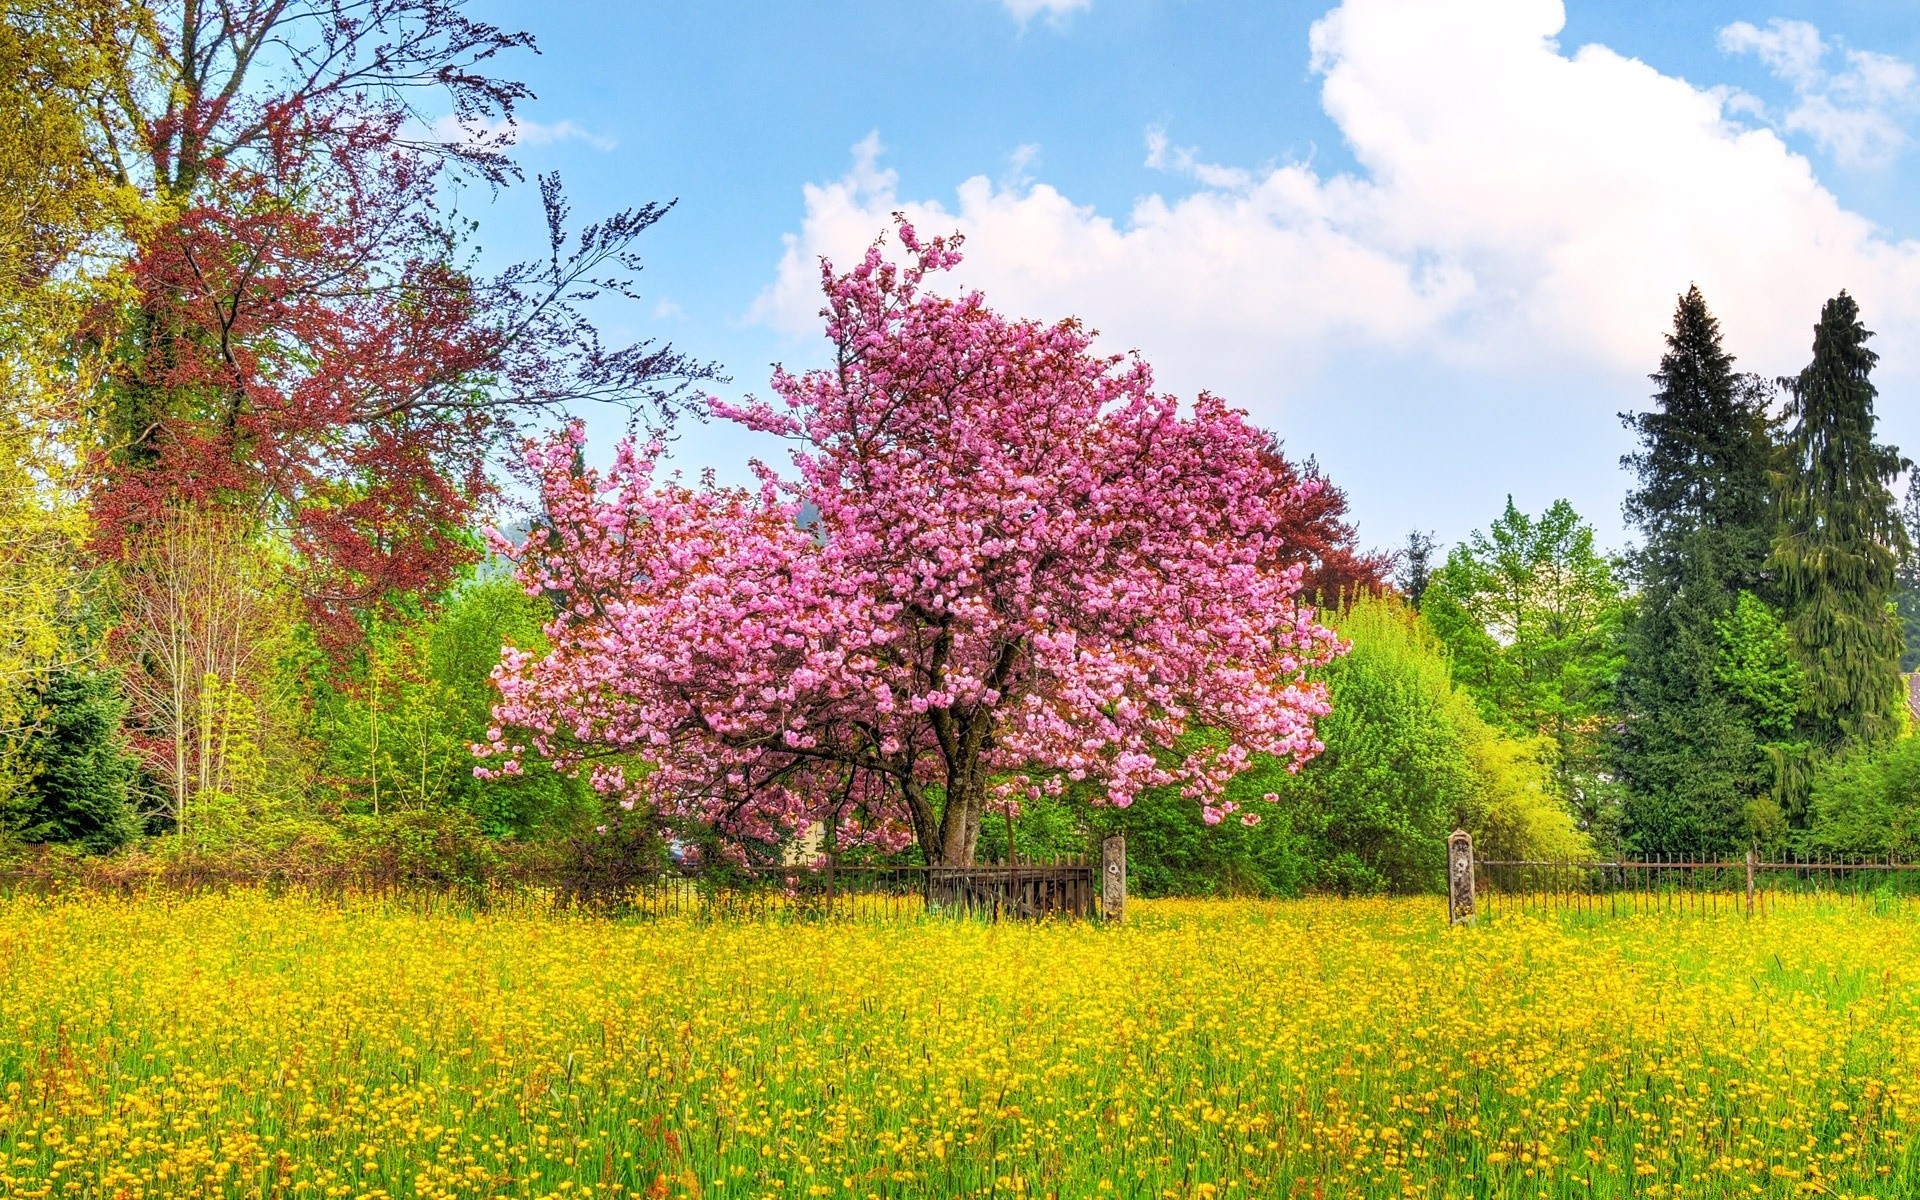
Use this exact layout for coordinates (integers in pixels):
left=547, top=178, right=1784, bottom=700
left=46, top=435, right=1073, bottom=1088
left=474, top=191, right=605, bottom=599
left=1714, top=592, right=1807, bottom=743
left=1804, top=735, right=1920, bottom=859
left=1421, top=497, right=1627, bottom=833
left=21, top=0, right=715, bottom=644
left=1396, top=530, right=1436, bottom=610
left=1107, top=596, right=1587, bottom=896
left=1766, top=291, right=1904, bottom=833
left=1612, top=286, right=1781, bottom=855
left=0, top=0, right=124, bottom=811
left=302, top=571, right=594, bottom=836
left=4, top=894, right=1920, bottom=1197
left=488, top=224, right=1341, bottom=866
left=109, top=508, right=301, bottom=836
left=1898, top=484, right=1920, bottom=672
left=4, top=667, right=138, bottom=852
left=1258, top=445, right=1391, bottom=602
left=1769, top=291, right=1908, bottom=802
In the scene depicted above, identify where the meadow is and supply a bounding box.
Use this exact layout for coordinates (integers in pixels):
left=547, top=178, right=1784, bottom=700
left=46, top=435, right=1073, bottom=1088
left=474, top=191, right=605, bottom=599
left=1, top=895, right=1918, bottom=1199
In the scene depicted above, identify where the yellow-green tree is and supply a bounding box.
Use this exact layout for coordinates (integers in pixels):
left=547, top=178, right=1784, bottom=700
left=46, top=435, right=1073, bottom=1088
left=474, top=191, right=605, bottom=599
left=0, top=1, right=131, bottom=805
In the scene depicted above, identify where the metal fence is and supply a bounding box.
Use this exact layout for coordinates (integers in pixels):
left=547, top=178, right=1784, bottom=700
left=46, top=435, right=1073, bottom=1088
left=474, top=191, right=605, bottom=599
left=569, top=858, right=1103, bottom=922
left=1473, top=851, right=1920, bottom=917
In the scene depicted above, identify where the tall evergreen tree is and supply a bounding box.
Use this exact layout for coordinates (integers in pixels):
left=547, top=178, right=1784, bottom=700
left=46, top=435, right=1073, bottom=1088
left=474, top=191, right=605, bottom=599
left=1613, top=286, right=1779, bottom=855
left=1769, top=291, right=1909, bottom=815
left=7, top=668, right=139, bottom=853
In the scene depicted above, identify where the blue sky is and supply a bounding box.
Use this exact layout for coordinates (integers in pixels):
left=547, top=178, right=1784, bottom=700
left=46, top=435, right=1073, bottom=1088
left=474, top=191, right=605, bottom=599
left=457, top=0, right=1920, bottom=558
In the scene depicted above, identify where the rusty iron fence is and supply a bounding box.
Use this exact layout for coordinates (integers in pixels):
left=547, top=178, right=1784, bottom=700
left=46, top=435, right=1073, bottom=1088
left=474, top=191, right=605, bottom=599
left=0, top=840, right=1126, bottom=923
left=570, top=857, right=1104, bottom=922
left=1472, top=851, right=1920, bottom=917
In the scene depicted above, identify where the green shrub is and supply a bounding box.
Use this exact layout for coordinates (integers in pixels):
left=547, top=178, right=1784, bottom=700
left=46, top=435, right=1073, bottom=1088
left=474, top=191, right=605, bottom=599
left=1804, top=736, right=1920, bottom=858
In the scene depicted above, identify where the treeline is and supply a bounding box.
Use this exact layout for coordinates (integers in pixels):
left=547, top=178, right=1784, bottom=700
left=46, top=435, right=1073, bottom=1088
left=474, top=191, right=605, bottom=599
left=1610, top=287, right=1912, bottom=859
left=3, top=4, right=1913, bottom=896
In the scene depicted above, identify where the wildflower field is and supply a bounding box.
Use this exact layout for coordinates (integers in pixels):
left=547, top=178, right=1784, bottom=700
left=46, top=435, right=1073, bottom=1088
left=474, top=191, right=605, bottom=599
left=3, top=895, right=1919, bottom=1199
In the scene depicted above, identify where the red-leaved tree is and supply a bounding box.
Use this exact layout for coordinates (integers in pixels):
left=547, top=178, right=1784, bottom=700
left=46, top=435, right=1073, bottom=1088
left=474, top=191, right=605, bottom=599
left=80, top=1, right=714, bottom=642
left=1260, top=444, right=1392, bottom=603
left=482, top=226, right=1341, bottom=865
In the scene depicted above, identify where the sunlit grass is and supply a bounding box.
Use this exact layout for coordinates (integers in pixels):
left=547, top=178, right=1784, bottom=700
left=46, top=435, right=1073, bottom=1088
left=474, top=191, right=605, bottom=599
left=1, top=892, right=1917, bottom=1198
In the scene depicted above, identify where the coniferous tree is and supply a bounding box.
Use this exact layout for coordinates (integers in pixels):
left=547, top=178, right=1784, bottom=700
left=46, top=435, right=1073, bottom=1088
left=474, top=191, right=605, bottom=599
left=1612, top=286, right=1779, bottom=854
left=1769, top=291, right=1909, bottom=821
left=7, top=668, right=139, bottom=853
left=1398, top=531, right=1436, bottom=610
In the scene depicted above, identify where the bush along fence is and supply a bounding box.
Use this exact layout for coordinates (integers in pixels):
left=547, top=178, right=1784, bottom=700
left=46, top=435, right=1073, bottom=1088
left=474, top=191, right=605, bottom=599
left=1447, top=829, right=1920, bottom=922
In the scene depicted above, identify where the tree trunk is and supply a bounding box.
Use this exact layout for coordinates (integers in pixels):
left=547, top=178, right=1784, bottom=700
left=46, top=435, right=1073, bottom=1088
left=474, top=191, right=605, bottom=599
left=930, top=752, right=989, bottom=866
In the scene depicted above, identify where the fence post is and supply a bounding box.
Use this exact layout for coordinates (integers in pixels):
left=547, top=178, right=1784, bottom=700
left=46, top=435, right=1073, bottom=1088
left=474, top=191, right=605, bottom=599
left=1745, top=847, right=1756, bottom=918
left=1448, top=829, right=1476, bottom=926
left=1100, top=834, right=1126, bottom=923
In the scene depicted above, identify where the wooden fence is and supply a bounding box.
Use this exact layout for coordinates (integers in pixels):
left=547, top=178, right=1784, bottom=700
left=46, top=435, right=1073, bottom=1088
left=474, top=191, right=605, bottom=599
left=1468, top=848, right=1920, bottom=918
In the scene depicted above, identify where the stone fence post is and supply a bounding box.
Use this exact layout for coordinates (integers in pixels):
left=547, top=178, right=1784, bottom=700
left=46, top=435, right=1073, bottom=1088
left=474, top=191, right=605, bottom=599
left=1101, top=833, right=1126, bottom=922
left=1447, top=829, right=1476, bottom=926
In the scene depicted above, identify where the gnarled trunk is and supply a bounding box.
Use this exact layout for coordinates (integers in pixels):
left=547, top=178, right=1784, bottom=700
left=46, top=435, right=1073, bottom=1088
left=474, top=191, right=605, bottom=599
left=905, top=743, right=992, bottom=867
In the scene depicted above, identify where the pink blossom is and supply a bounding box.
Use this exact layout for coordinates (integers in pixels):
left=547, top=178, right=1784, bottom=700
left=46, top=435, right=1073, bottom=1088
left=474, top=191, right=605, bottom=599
left=482, top=220, right=1339, bottom=864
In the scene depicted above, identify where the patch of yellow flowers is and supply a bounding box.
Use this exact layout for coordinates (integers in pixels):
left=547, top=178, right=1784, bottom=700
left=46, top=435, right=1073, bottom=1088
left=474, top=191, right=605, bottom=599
left=0, top=892, right=1916, bottom=1198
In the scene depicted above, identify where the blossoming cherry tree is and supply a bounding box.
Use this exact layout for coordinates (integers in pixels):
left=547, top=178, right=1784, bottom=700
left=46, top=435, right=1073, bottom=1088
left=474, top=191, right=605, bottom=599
left=483, top=224, right=1341, bottom=865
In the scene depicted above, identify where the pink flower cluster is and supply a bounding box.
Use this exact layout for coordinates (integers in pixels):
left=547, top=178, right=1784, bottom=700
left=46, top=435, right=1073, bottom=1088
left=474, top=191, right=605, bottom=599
left=480, top=221, right=1340, bottom=861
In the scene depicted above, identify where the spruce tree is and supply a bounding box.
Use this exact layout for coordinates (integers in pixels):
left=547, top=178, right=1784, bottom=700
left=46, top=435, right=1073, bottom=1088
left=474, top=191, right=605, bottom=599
left=1398, top=531, right=1436, bottom=611
left=1770, top=291, right=1909, bottom=808
left=1613, top=286, right=1779, bottom=854
left=7, top=669, right=139, bottom=853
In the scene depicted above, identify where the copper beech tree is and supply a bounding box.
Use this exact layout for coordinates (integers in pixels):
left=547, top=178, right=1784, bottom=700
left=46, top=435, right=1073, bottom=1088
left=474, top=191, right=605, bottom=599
left=483, top=227, right=1342, bottom=866
left=67, top=0, right=714, bottom=642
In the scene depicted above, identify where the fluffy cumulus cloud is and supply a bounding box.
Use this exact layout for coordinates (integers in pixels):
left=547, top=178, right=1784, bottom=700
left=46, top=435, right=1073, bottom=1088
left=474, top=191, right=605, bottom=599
left=753, top=0, right=1920, bottom=403
left=1719, top=18, right=1919, bottom=167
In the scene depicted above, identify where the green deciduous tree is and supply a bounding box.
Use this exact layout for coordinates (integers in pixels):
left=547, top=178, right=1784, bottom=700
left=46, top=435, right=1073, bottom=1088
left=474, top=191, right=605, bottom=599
left=1612, top=286, right=1781, bottom=855
left=1769, top=291, right=1909, bottom=821
left=1421, top=498, right=1627, bottom=835
left=1805, top=736, right=1920, bottom=859
left=1106, top=596, right=1588, bottom=895
left=304, top=571, right=593, bottom=837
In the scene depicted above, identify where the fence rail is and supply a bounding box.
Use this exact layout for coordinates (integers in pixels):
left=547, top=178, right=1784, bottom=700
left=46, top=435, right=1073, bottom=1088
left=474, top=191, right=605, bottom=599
left=1472, top=851, right=1920, bottom=917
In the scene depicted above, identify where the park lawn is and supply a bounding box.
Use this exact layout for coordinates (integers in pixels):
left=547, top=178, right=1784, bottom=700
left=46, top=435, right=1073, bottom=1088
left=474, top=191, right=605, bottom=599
left=0, top=894, right=1916, bottom=1199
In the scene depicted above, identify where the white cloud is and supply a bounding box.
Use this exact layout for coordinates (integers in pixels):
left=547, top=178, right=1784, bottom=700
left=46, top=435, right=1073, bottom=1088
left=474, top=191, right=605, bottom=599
left=1719, top=18, right=1826, bottom=90
left=753, top=0, right=1920, bottom=404
left=650, top=298, right=685, bottom=320
left=1719, top=18, right=1917, bottom=167
left=413, top=114, right=618, bottom=153
left=999, top=0, right=1089, bottom=28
